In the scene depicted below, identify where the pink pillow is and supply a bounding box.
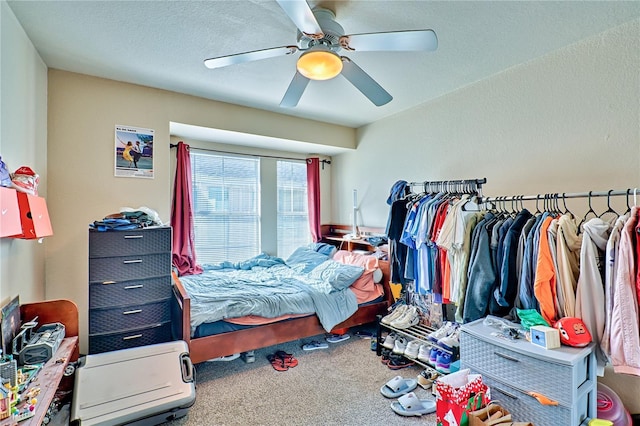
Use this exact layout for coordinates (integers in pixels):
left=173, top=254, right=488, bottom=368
left=333, top=251, right=384, bottom=303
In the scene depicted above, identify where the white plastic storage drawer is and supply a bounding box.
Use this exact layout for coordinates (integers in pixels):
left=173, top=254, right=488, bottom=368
left=482, top=375, right=589, bottom=426
left=460, top=332, right=586, bottom=406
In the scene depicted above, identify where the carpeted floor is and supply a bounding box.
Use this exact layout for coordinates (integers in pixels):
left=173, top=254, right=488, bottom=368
left=168, top=326, right=438, bottom=426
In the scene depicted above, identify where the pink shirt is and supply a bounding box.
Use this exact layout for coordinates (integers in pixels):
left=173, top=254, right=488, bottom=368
left=609, top=207, right=640, bottom=376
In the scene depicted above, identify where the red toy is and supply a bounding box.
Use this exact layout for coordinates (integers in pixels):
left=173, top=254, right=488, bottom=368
left=554, top=317, right=592, bottom=347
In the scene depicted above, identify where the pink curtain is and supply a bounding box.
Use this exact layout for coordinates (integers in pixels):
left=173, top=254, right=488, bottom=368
left=171, top=142, right=202, bottom=276
left=306, top=157, right=322, bottom=242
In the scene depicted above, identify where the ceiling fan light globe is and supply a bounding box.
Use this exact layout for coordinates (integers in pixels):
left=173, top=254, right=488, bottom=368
left=296, top=49, right=343, bottom=80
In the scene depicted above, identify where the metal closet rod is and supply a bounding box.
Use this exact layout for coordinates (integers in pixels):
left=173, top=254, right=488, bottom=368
left=408, top=178, right=487, bottom=187
left=481, top=188, right=640, bottom=203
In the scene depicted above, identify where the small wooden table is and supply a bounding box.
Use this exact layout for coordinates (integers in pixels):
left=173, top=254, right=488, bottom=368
left=0, top=299, right=79, bottom=426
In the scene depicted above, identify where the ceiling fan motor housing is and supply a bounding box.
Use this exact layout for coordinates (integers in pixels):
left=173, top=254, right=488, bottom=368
left=297, top=8, right=344, bottom=52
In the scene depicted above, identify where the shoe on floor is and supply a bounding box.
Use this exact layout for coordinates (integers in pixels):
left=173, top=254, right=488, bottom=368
left=381, top=304, right=408, bottom=325
left=382, top=332, right=397, bottom=349
left=404, top=340, right=421, bottom=359
left=380, top=375, right=418, bottom=398
left=428, top=321, right=456, bottom=343
left=437, top=328, right=461, bottom=351
left=417, top=344, right=431, bottom=364
left=206, top=353, right=240, bottom=362
left=390, top=306, right=419, bottom=329
left=302, top=340, right=329, bottom=351
left=326, top=333, right=350, bottom=343
left=428, top=347, right=439, bottom=366
left=392, top=336, right=408, bottom=355
left=436, top=351, right=452, bottom=374
left=417, top=369, right=439, bottom=389
left=390, top=392, right=436, bottom=417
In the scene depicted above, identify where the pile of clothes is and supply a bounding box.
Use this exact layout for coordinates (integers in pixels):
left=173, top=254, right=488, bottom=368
left=90, top=207, right=164, bottom=231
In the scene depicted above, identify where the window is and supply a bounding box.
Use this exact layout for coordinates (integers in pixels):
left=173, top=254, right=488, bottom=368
left=190, top=152, right=311, bottom=264
left=277, top=160, right=310, bottom=258
left=191, top=152, right=260, bottom=263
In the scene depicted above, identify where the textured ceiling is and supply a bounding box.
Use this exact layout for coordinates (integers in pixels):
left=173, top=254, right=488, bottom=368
left=8, top=0, right=640, bottom=130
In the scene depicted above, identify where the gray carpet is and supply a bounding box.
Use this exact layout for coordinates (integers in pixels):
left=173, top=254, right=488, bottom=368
left=169, top=328, right=438, bottom=426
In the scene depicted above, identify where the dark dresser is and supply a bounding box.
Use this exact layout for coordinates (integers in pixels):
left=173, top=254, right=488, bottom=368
left=88, top=226, right=173, bottom=354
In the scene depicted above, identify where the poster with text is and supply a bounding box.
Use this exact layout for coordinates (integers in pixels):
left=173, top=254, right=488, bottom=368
left=115, top=125, right=154, bottom=178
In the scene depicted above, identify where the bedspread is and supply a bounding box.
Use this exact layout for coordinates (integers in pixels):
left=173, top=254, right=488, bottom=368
left=179, top=254, right=358, bottom=334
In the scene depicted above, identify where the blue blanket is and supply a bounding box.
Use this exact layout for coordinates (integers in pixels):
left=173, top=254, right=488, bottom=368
left=179, top=254, right=358, bottom=335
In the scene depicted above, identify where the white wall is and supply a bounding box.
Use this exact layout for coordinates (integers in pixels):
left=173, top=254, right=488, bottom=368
left=333, top=19, right=640, bottom=228
left=0, top=1, right=48, bottom=305
left=332, top=19, right=640, bottom=411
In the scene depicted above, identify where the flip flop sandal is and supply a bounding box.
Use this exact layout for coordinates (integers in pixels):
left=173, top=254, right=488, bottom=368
left=380, top=375, right=418, bottom=398
left=390, top=392, right=436, bottom=416
left=275, top=350, right=298, bottom=368
left=267, top=354, right=289, bottom=372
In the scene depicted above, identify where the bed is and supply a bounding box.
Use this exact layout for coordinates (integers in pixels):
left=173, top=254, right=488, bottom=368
left=171, top=246, right=393, bottom=364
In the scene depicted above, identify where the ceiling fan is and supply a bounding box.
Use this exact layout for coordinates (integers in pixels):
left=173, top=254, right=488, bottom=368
left=204, top=0, right=438, bottom=108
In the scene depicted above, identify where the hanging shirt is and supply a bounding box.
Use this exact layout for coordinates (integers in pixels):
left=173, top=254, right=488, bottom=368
left=555, top=214, right=582, bottom=318
left=464, top=213, right=498, bottom=322
left=602, top=213, right=628, bottom=363
left=493, top=209, right=532, bottom=315
left=609, top=208, right=640, bottom=376
left=575, top=217, right=612, bottom=376
left=534, top=216, right=557, bottom=325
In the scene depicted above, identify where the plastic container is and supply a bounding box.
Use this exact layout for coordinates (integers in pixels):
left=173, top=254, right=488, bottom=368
left=597, top=383, right=632, bottom=426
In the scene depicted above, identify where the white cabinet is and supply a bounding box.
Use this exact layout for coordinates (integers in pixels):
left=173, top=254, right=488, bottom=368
left=460, top=318, right=596, bottom=426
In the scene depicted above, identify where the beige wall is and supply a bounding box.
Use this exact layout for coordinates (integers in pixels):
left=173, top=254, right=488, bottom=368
left=332, top=19, right=640, bottom=412
left=0, top=1, right=48, bottom=305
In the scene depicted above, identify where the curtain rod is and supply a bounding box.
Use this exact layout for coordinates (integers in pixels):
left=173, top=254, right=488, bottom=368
left=481, top=188, right=640, bottom=203
left=169, top=143, right=324, bottom=163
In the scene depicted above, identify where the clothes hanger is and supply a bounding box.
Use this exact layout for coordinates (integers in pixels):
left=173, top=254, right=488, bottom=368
left=561, top=193, right=573, bottom=218
left=598, top=190, right=618, bottom=220
left=625, top=189, right=631, bottom=214
left=578, top=191, right=598, bottom=230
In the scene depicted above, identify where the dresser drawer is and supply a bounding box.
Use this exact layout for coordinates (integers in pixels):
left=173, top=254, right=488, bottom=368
left=89, top=276, right=172, bottom=308
left=461, top=332, right=586, bottom=406
left=89, top=322, right=172, bottom=354
left=89, top=227, right=171, bottom=258
left=482, top=375, right=589, bottom=426
left=89, top=299, right=171, bottom=334
left=89, top=252, right=171, bottom=282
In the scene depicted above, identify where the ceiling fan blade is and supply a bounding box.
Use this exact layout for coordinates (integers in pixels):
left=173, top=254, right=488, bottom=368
left=340, top=57, right=392, bottom=107
left=280, top=72, right=310, bottom=108
left=276, top=0, right=324, bottom=39
left=204, top=46, right=298, bottom=69
left=340, top=29, right=438, bottom=52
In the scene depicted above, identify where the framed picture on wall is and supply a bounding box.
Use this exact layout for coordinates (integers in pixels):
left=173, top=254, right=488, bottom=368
left=115, top=125, right=154, bottom=179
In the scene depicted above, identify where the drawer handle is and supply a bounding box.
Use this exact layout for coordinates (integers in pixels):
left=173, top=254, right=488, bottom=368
left=528, top=391, right=558, bottom=406
left=102, top=281, right=117, bottom=285
left=124, top=285, right=144, bottom=289
left=123, top=309, right=142, bottom=315
left=123, top=259, right=143, bottom=264
left=124, top=235, right=143, bottom=239
left=123, top=334, right=143, bottom=340
left=493, top=386, right=519, bottom=400
left=494, top=351, right=520, bottom=362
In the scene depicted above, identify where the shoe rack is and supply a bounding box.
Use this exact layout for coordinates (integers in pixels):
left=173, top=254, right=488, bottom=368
left=375, top=314, right=460, bottom=372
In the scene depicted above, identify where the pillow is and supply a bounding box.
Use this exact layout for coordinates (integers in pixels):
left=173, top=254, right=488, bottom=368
left=307, top=242, right=338, bottom=257
left=308, top=260, right=364, bottom=291
left=333, top=250, right=382, bottom=282
left=285, top=247, right=329, bottom=273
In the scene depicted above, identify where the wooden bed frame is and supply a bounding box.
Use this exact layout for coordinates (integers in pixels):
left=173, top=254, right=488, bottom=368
left=171, top=258, right=393, bottom=364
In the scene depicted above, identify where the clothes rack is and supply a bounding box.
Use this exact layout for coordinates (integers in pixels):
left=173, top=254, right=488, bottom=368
left=407, top=178, right=487, bottom=197
left=481, top=188, right=639, bottom=203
